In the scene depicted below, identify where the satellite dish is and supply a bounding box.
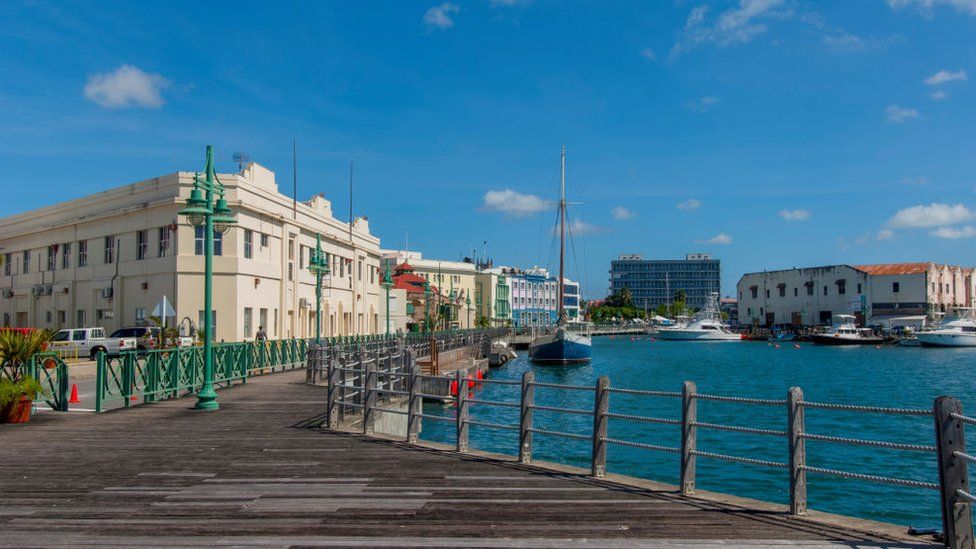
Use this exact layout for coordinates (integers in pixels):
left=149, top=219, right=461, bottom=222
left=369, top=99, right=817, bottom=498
left=232, top=152, right=250, bottom=171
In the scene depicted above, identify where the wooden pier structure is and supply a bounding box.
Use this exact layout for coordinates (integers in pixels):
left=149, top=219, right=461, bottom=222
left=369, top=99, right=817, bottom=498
left=1, top=369, right=939, bottom=548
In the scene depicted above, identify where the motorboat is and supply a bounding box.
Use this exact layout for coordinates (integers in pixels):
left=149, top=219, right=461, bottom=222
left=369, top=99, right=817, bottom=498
left=917, top=308, right=976, bottom=348
left=811, top=315, right=883, bottom=346
left=656, top=294, right=742, bottom=341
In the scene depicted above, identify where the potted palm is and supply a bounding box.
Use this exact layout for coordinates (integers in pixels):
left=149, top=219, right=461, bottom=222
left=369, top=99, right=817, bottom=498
left=0, top=329, right=51, bottom=424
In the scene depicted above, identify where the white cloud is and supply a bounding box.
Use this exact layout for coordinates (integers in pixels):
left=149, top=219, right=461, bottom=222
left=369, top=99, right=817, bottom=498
left=557, top=219, right=605, bottom=236
left=924, top=69, right=968, bottom=85
left=931, top=90, right=948, bottom=101
left=778, top=208, right=811, bottom=221
left=823, top=30, right=866, bottom=52
left=887, top=0, right=976, bottom=16
left=482, top=189, right=547, bottom=216
left=932, top=225, right=976, bottom=238
left=877, top=229, right=895, bottom=240
left=424, top=3, right=459, bottom=30
left=885, top=105, right=920, bottom=123
left=706, top=233, right=733, bottom=245
left=611, top=206, right=635, bottom=220
left=639, top=48, right=657, bottom=60
left=671, top=0, right=787, bottom=57
left=888, top=203, right=975, bottom=227
left=676, top=198, right=702, bottom=212
left=687, top=96, right=719, bottom=112
left=491, top=0, right=527, bottom=6
left=83, top=65, right=169, bottom=109
left=901, top=175, right=930, bottom=185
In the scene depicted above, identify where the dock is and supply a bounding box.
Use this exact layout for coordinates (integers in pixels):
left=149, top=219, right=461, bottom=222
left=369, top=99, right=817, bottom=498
left=1, top=369, right=934, bottom=548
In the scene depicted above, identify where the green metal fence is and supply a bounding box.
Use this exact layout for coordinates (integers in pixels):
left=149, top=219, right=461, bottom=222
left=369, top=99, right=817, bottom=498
left=94, top=338, right=309, bottom=412
left=1, top=353, right=70, bottom=412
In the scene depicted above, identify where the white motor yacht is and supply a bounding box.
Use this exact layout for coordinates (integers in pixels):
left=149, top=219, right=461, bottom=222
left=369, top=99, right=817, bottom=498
left=811, top=315, right=883, bottom=346
left=917, top=309, right=976, bottom=348
left=656, top=294, right=741, bottom=341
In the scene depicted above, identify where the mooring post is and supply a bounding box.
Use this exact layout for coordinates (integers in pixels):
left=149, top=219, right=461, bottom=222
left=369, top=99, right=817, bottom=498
left=326, top=356, right=339, bottom=429
left=788, top=386, right=807, bottom=515
left=680, top=380, right=697, bottom=495
left=456, top=370, right=469, bottom=453
left=519, top=370, right=534, bottom=463
left=592, top=375, right=610, bottom=478
left=363, top=360, right=376, bottom=435
left=935, top=396, right=974, bottom=549
left=407, top=359, right=421, bottom=444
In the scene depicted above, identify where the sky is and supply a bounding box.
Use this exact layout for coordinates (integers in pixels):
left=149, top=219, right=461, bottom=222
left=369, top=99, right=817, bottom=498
left=2, top=0, right=976, bottom=299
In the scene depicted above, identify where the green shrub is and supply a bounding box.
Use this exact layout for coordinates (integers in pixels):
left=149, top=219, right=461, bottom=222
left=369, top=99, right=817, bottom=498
left=0, top=376, right=43, bottom=407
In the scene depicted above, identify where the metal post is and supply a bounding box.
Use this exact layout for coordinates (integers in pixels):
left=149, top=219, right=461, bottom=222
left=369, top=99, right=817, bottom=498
left=935, top=396, right=974, bottom=549
left=592, top=375, right=610, bottom=477
left=680, top=380, right=697, bottom=495
left=326, top=356, right=339, bottom=429
left=407, top=359, right=420, bottom=443
left=456, top=370, right=469, bottom=453
left=519, top=370, right=534, bottom=463
left=363, top=360, right=376, bottom=435
left=788, top=386, right=807, bottom=515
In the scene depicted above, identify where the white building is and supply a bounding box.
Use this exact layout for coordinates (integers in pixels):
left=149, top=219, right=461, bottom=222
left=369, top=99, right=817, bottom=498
left=0, top=161, right=384, bottom=342
left=737, top=262, right=976, bottom=327
left=379, top=250, right=477, bottom=329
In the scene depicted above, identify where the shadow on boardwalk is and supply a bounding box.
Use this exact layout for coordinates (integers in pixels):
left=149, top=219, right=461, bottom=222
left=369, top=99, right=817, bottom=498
left=0, top=370, right=935, bottom=548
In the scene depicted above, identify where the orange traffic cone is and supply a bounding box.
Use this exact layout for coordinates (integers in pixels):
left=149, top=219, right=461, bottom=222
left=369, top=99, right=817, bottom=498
left=68, top=384, right=81, bottom=404
left=476, top=369, right=484, bottom=380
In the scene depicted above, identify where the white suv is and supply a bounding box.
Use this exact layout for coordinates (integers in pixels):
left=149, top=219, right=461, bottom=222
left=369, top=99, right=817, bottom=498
left=50, top=327, right=138, bottom=360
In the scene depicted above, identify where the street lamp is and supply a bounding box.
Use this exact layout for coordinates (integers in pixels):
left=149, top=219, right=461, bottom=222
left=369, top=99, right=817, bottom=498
left=381, top=266, right=393, bottom=336
left=179, top=145, right=236, bottom=411
left=466, top=294, right=471, bottom=329
left=308, top=233, right=330, bottom=345
left=448, top=288, right=457, bottom=331
left=423, top=280, right=431, bottom=333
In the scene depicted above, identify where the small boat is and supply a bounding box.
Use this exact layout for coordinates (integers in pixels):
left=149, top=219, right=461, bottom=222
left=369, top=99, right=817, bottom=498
left=656, top=294, right=742, bottom=342
left=770, top=330, right=796, bottom=342
left=529, top=147, right=592, bottom=365
left=917, top=308, right=976, bottom=348
left=811, top=315, right=883, bottom=346
left=897, top=328, right=922, bottom=347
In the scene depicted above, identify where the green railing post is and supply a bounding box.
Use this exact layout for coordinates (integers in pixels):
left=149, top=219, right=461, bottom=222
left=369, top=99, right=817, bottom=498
left=95, top=353, right=104, bottom=413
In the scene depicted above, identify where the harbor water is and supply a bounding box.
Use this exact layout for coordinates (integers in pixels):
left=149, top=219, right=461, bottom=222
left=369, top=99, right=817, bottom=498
left=420, top=336, right=976, bottom=527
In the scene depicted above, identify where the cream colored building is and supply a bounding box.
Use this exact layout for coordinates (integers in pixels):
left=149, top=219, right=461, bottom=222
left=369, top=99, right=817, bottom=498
left=380, top=250, right=477, bottom=329
left=475, top=267, right=511, bottom=326
left=0, top=162, right=384, bottom=342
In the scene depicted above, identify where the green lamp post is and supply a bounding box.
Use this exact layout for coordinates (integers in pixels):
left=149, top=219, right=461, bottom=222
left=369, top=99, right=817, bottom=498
left=466, top=294, right=471, bottom=329
left=179, top=145, right=236, bottom=411
left=381, top=266, right=393, bottom=335
left=448, top=287, right=457, bottom=331
left=423, top=280, right=431, bottom=333
left=308, top=233, right=330, bottom=345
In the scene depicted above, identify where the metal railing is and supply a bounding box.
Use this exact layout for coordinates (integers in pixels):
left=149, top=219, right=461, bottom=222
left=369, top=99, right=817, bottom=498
left=323, top=366, right=975, bottom=548
left=95, top=338, right=308, bottom=411
left=1, top=353, right=70, bottom=412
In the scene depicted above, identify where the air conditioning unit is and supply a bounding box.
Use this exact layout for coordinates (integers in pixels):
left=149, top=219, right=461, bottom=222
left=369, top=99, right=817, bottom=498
left=101, top=287, right=114, bottom=299
left=43, top=285, right=53, bottom=295
left=1, top=289, right=12, bottom=298
left=298, top=297, right=310, bottom=309
left=31, top=286, right=42, bottom=296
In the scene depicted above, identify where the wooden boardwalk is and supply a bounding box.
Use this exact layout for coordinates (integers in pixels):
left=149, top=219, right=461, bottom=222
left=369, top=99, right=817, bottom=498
left=0, top=370, right=933, bottom=548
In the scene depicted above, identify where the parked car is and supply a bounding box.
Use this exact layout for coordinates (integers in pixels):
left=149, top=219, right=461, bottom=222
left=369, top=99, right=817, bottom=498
left=110, top=326, right=162, bottom=351
left=49, top=327, right=137, bottom=360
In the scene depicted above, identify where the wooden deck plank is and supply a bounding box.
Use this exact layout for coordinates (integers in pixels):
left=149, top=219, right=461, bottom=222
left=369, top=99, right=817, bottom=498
left=0, top=370, right=934, bottom=548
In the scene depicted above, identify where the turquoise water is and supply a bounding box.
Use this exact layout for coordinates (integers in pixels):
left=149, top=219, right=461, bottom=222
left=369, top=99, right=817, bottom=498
left=421, top=336, right=976, bottom=527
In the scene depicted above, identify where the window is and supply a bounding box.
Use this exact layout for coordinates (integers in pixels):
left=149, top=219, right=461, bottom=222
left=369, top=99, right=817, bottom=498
left=47, top=246, right=56, bottom=271
left=778, top=286, right=785, bottom=297
left=823, top=285, right=828, bottom=296
left=750, top=287, right=758, bottom=299
left=3, top=253, right=10, bottom=276
left=78, top=240, right=88, bottom=267
left=136, top=229, right=148, bottom=260
left=158, top=227, right=171, bottom=257
left=23, top=250, right=30, bottom=273
left=244, top=229, right=253, bottom=259
left=45, top=311, right=53, bottom=323
left=104, top=236, right=115, bottom=264
left=857, top=283, right=862, bottom=294
left=244, top=307, right=253, bottom=338
left=765, top=289, right=770, bottom=299
left=806, top=283, right=813, bottom=296
left=837, top=280, right=846, bottom=295
left=62, top=243, right=71, bottom=269
left=194, top=227, right=222, bottom=256
left=260, top=233, right=268, bottom=247
left=299, top=245, right=305, bottom=268
left=358, top=260, right=363, bottom=281
left=339, top=258, right=345, bottom=278
left=57, top=310, right=66, bottom=325
left=288, top=238, right=294, bottom=260
left=793, top=287, right=798, bottom=297
left=259, top=308, right=268, bottom=335
left=288, top=261, right=294, bottom=281
left=2, top=313, right=9, bottom=327
left=76, top=309, right=86, bottom=326
left=893, top=282, right=900, bottom=293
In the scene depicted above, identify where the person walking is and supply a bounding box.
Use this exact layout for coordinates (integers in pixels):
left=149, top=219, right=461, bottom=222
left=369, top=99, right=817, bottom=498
left=255, top=326, right=267, bottom=341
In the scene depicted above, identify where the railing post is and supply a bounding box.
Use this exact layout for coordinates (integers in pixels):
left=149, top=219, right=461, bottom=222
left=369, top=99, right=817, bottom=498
left=407, top=359, right=421, bottom=443
left=680, top=380, right=697, bottom=495
left=326, top=355, right=339, bottom=429
left=122, top=354, right=134, bottom=408
left=591, top=375, right=610, bottom=477
left=363, top=360, right=376, bottom=435
left=519, top=370, right=534, bottom=463
left=787, top=386, right=807, bottom=515
left=456, top=370, right=469, bottom=453
left=57, top=360, right=69, bottom=412
left=935, top=396, right=974, bottom=549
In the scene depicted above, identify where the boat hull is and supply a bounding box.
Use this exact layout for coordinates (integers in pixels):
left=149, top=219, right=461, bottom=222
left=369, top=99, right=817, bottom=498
left=656, top=330, right=742, bottom=341
left=917, top=333, right=976, bottom=348
left=529, top=330, right=592, bottom=364
left=811, top=334, right=883, bottom=346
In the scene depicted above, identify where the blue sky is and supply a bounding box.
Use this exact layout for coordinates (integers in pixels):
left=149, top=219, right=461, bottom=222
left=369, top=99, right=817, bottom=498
left=2, top=1, right=976, bottom=298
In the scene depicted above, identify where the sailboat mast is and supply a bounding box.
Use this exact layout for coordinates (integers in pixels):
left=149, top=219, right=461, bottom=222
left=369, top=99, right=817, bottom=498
left=558, top=146, right=566, bottom=322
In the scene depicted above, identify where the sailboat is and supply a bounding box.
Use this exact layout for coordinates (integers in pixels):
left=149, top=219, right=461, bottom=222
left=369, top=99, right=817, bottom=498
left=529, top=147, right=593, bottom=365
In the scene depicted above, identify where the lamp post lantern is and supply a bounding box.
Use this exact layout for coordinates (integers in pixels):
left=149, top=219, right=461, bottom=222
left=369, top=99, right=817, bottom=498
left=423, top=280, right=431, bottom=333
left=308, top=233, right=330, bottom=345
left=381, top=266, right=393, bottom=335
left=178, top=145, right=236, bottom=411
